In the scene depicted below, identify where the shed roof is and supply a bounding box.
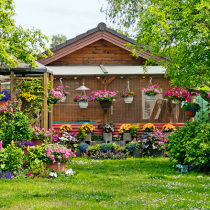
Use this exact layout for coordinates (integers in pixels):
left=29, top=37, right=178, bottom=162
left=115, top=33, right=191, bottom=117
left=0, top=61, right=53, bottom=75
left=49, top=65, right=165, bottom=76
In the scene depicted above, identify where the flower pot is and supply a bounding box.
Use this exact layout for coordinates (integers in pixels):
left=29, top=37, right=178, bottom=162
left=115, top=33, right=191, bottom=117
left=46, top=162, right=66, bottom=171
left=61, top=95, right=66, bottom=102
left=172, top=99, right=180, bottom=104
left=123, top=133, right=132, bottom=141
left=124, top=97, right=133, bottom=103
left=99, top=101, right=112, bottom=110
left=0, top=100, right=9, bottom=106
left=146, top=95, right=155, bottom=101
left=185, top=110, right=196, bottom=118
left=103, top=133, right=112, bottom=142
left=22, top=146, right=35, bottom=156
left=32, top=139, right=44, bottom=146
left=84, top=133, right=91, bottom=142
left=79, top=101, right=88, bottom=108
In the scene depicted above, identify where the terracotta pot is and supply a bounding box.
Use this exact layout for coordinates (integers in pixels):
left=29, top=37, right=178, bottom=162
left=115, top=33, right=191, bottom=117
left=185, top=110, right=196, bottom=118
left=32, top=139, right=44, bottom=146
left=0, top=100, right=9, bottom=106
left=99, top=101, right=112, bottom=110
left=22, top=146, right=35, bottom=156
left=46, top=162, right=66, bottom=171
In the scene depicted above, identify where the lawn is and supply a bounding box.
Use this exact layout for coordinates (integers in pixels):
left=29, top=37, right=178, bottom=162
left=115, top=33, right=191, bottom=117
left=0, top=157, right=209, bottom=210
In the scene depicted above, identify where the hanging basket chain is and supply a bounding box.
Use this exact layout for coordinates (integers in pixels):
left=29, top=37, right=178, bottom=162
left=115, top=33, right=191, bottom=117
left=125, top=81, right=130, bottom=92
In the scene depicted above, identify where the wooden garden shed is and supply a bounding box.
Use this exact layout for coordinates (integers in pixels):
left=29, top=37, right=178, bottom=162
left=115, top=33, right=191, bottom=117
left=38, top=22, right=186, bottom=128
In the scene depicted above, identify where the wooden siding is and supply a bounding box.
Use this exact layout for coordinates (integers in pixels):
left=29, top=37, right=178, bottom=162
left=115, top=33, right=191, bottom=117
left=48, top=40, right=146, bottom=65
left=53, top=76, right=187, bottom=124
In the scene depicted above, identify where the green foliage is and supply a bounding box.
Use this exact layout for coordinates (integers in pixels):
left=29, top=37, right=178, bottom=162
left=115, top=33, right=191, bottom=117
left=0, top=111, right=32, bottom=147
left=130, top=124, right=140, bottom=137
left=86, top=150, right=126, bottom=160
left=0, top=142, right=24, bottom=173
left=0, top=0, right=52, bottom=68
left=91, top=135, right=103, bottom=141
left=102, top=0, right=210, bottom=90
left=76, top=129, right=87, bottom=140
left=87, top=144, right=101, bottom=153
left=50, top=34, right=67, bottom=48
left=168, top=119, right=210, bottom=172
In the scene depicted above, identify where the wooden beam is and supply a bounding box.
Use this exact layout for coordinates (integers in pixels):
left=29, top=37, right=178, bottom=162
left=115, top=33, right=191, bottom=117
left=49, top=74, right=53, bottom=130
left=10, top=71, right=15, bottom=99
left=41, top=72, right=48, bottom=129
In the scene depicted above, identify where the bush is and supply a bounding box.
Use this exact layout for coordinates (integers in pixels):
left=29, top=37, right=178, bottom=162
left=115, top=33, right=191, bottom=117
left=100, top=143, right=119, bottom=152
left=80, top=143, right=89, bottom=153
left=0, top=142, right=24, bottom=173
left=168, top=119, right=210, bottom=172
left=0, top=111, right=32, bottom=147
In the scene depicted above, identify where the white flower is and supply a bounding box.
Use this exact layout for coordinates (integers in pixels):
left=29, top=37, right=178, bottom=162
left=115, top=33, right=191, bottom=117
left=65, top=168, right=75, bottom=176
left=49, top=172, right=57, bottom=178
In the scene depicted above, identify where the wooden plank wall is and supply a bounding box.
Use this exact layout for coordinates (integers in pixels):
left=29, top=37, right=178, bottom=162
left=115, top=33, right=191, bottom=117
left=48, top=39, right=146, bottom=65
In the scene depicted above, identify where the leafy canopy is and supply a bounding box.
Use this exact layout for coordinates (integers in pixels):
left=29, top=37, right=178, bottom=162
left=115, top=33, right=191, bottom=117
left=50, top=34, right=67, bottom=48
left=102, top=0, right=210, bottom=89
left=0, top=0, right=52, bottom=68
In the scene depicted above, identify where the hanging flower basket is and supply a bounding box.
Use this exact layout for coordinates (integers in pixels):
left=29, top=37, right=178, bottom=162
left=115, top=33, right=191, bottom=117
left=100, top=101, right=112, bottom=110
left=185, top=110, right=196, bottom=118
left=172, top=99, right=181, bottom=104
left=79, top=101, right=88, bottom=108
left=61, top=95, right=66, bottom=102
left=146, top=95, right=155, bottom=101
left=124, top=97, right=133, bottom=103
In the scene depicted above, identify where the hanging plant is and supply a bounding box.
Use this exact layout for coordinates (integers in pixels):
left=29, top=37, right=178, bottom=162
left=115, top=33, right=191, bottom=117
left=142, top=84, right=161, bottom=101
left=164, top=86, right=191, bottom=104
left=57, top=79, right=74, bottom=102
left=120, top=91, right=137, bottom=103
left=73, top=95, right=92, bottom=108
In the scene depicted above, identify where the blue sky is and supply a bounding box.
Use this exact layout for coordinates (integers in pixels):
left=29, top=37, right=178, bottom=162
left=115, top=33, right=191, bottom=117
left=14, top=0, right=107, bottom=46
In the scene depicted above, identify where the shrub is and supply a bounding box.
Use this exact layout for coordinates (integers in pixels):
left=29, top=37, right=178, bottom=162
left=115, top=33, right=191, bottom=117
left=91, top=135, right=103, bottom=141
left=0, top=142, right=24, bottom=173
left=126, top=141, right=141, bottom=153
left=167, top=119, right=210, bottom=172
left=100, top=143, right=119, bottom=152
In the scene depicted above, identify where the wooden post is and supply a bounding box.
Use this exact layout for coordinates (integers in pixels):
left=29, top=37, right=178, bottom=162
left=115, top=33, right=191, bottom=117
left=41, top=72, right=48, bottom=129
left=10, top=71, right=15, bottom=99
left=49, top=74, right=53, bottom=129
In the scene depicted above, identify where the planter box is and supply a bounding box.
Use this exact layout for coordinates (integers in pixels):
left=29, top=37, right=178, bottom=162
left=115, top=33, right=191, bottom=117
left=90, top=141, right=104, bottom=145
left=84, top=133, right=91, bottom=142
left=75, top=149, right=82, bottom=157
left=46, top=162, right=66, bottom=171
left=142, top=132, right=154, bottom=138
left=32, top=139, right=44, bottom=146
left=113, top=141, right=125, bottom=147
left=103, top=133, right=112, bottom=142
left=123, top=133, right=132, bottom=141
left=151, top=149, right=165, bottom=157
left=131, top=148, right=143, bottom=158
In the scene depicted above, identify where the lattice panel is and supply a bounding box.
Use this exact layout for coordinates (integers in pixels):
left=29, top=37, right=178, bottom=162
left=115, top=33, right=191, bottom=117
left=53, top=76, right=187, bottom=123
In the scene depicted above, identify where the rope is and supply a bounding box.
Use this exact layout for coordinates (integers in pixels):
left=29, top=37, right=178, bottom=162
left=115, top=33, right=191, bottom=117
left=125, top=81, right=130, bottom=92
left=148, top=77, right=153, bottom=88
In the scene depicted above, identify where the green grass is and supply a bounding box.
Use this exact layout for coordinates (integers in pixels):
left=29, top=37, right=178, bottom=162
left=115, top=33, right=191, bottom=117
left=0, top=157, right=210, bottom=210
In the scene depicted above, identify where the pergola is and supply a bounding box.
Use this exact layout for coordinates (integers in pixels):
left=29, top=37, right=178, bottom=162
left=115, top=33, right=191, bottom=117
left=0, top=61, right=54, bottom=130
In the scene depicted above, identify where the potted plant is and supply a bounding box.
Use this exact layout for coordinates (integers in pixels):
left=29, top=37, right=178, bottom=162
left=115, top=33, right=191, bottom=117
left=59, top=124, right=72, bottom=133
left=31, top=126, right=51, bottom=146
left=119, top=123, right=140, bottom=141
left=48, top=88, right=63, bottom=105
left=73, top=95, right=92, bottom=108
left=142, top=84, right=161, bottom=101
left=182, top=102, right=201, bottom=118
left=142, top=123, right=155, bottom=137
left=77, top=123, right=95, bottom=142
left=89, top=90, right=119, bottom=110
left=16, top=141, right=35, bottom=156
left=0, top=89, right=10, bottom=106
left=98, top=121, right=116, bottom=142
left=162, top=124, right=176, bottom=136
left=45, top=144, right=76, bottom=171
left=119, top=91, right=137, bottom=103
left=164, top=86, right=191, bottom=104
left=56, top=85, right=73, bottom=102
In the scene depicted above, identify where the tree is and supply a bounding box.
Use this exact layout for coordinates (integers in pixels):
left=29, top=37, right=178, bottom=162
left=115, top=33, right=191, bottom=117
left=102, top=0, right=210, bottom=93
left=50, top=34, right=67, bottom=48
left=0, top=0, right=52, bottom=69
